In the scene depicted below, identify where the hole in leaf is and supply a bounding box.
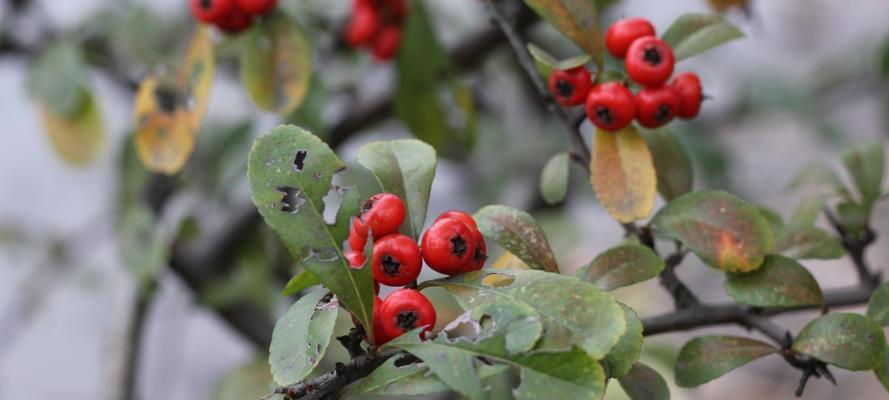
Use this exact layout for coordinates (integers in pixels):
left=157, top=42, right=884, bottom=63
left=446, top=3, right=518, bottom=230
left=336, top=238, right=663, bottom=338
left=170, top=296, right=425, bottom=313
left=276, top=186, right=306, bottom=214
left=303, top=247, right=339, bottom=264
left=481, top=273, right=515, bottom=288
left=442, top=311, right=481, bottom=340
left=393, top=354, right=421, bottom=368
left=293, top=149, right=308, bottom=172
left=321, top=184, right=346, bottom=225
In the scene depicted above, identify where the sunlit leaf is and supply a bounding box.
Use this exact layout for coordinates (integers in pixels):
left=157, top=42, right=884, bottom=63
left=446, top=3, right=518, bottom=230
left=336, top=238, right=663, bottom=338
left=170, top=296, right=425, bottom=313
left=575, top=244, right=664, bottom=291
left=474, top=205, right=559, bottom=273
left=724, top=255, right=822, bottom=307
left=241, top=12, right=312, bottom=114
left=540, top=152, right=570, bottom=205
left=793, top=313, right=886, bottom=371
left=618, top=363, right=670, bottom=400
left=269, top=290, right=339, bottom=386
left=675, top=336, right=776, bottom=387
left=662, top=13, right=744, bottom=61
left=523, top=0, right=605, bottom=68
left=591, top=127, right=657, bottom=223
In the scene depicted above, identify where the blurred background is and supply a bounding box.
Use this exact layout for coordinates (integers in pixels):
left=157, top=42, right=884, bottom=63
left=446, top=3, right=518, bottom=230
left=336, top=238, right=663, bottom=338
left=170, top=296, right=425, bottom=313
left=1, top=0, right=888, bottom=399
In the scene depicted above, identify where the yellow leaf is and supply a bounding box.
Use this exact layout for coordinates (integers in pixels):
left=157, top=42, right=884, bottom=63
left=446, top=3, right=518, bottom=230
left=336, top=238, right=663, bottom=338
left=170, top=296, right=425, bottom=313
left=490, top=251, right=531, bottom=270
left=40, top=92, right=104, bottom=166
left=177, top=25, right=215, bottom=130
left=240, top=13, right=312, bottom=114
left=591, top=127, right=657, bottom=223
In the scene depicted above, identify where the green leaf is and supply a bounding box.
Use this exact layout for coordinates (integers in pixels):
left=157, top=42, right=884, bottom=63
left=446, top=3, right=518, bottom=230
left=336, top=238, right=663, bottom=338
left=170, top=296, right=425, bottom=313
left=789, top=195, right=828, bottom=228
left=842, top=140, right=885, bottom=214
left=40, top=90, right=105, bottom=167
left=618, top=363, right=670, bottom=400
left=523, top=0, right=605, bottom=68
left=211, top=359, right=277, bottom=400
left=385, top=303, right=607, bottom=400
left=757, top=206, right=786, bottom=239
left=357, top=140, right=437, bottom=240
left=793, top=313, right=886, bottom=371
left=240, top=13, right=313, bottom=114
left=661, top=13, right=744, bottom=61
left=269, top=290, right=339, bottom=386
left=640, top=128, right=694, bottom=201
left=281, top=269, right=322, bottom=296
left=867, top=283, right=889, bottom=326
left=247, top=125, right=374, bottom=335
left=540, top=152, right=570, bottom=205
left=786, top=162, right=848, bottom=196
left=422, top=270, right=626, bottom=359
left=875, top=348, right=889, bottom=392
left=774, top=227, right=844, bottom=260
left=28, top=41, right=88, bottom=118
left=724, top=255, right=823, bottom=307
left=603, top=304, right=643, bottom=378
left=652, top=191, right=773, bottom=273
left=591, top=127, right=658, bottom=223
left=527, top=43, right=591, bottom=80
left=838, top=201, right=868, bottom=234
left=474, top=205, right=559, bottom=273
left=675, top=336, right=776, bottom=387
left=119, top=205, right=170, bottom=295
left=340, top=357, right=507, bottom=399
left=574, top=244, right=664, bottom=291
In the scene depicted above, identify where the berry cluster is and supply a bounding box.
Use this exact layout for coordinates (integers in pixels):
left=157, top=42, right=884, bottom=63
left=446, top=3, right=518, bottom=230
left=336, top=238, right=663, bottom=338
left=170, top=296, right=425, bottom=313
left=344, top=0, right=409, bottom=61
left=345, top=193, right=487, bottom=345
left=547, top=17, right=704, bottom=132
left=189, top=0, right=276, bottom=34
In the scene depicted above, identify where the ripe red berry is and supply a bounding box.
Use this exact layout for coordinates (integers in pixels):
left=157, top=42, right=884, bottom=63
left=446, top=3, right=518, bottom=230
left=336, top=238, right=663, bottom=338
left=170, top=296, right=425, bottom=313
left=548, top=67, right=593, bottom=107
left=190, top=0, right=235, bottom=23
left=215, top=5, right=252, bottom=33
left=672, top=72, right=703, bottom=119
left=371, top=25, right=401, bottom=61
left=345, top=250, right=366, bottom=269
left=464, top=227, right=487, bottom=272
left=372, top=234, right=422, bottom=286
left=421, top=218, right=476, bottom=275
left=360, top=193, right=405, bottom=240
left=625, top=37, right=675, bottom=87
left=634, top=86, right=679, bottom=128
left=605, top=18, right=656, bottom=59
left=585, top=82, right=636, bottom=132
left=374, top=280, right=380, bottom=295
left=349, top=217, right=368, bottom=252
left=372, top=296, right=392, bottom=345
left=435, top=210, right=478, bottom=231
left=235, top=0, right=276, bottom=15
left=345, top=5, right=380, bottom=47
left=379, top=288, right=436, bottom=339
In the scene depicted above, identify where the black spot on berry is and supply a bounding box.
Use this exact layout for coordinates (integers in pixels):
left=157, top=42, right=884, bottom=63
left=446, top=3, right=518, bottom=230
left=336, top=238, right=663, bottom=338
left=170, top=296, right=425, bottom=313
left=450, top=235, right=467, bottom=257
left=396, top=310, right=419, bottom=331
left=595, top=106, right=614, bottom=125
left=293, top=149, right=308, bottom=172
left=200, top=0, right=212, bottom=10
left=655, top=104, right=672, bottom=123
left=555, top=79, right=574, bottom=99
left=382, top=254, right=400, bottom=276
left=643, top=46, right=662, bottom=66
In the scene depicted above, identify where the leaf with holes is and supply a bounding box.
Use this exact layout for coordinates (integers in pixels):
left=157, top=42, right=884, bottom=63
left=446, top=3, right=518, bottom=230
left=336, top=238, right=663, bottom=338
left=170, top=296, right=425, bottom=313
left=652, top=191, right=773, bottom=273
left=661, top=13, right=744, bottom=61
left=241, top=13, right=312, bottom=114
left=340, top=357, right=508, bottom=399
left=384, top=303, right=607, bottom=400
left=724, top=255, right=822, bottom=307
left=793, top=313, right=886, bottom=371
left=867, top=283, right=889, bottom=326
left=523, top=0, right=605, bottom=68
left=281, top=269, right=322, bottom=296
left=269, top=289, right=339, bottom=386
left=575, top=244, right=664, bottom=291
left=358, top=140, right=437, bottom=240
left=247, top=125, right=375, bottom=336
left=540, top=152, right=570, bottom=205
left=640, top=128, right=694, bottom=201
left=603, top=304, right=643, bottom=378
left=527, top=43, right=591, bottom=80
left=618, top=363, right=670, bottom=400
left=422, top=270, right=626, bottom=359
left=591, top=127, right=657, bottom=223
left=473, top=205, right=559, bottom=273
left=842, top=140, right=885, bottom=214
left=675, top=336, right=776, bottom=387
left=774, top=227, right=844, bottom=260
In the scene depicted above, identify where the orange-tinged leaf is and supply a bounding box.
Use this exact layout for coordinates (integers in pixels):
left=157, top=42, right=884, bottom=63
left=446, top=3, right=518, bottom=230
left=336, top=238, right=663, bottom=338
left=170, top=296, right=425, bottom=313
left=40, top=92, right=104, bottom=166
left=591, top=127, right=657, bottom=223
left=240, top=13, right=312, bottom=114
left=524, top=0, right=605, bottom=68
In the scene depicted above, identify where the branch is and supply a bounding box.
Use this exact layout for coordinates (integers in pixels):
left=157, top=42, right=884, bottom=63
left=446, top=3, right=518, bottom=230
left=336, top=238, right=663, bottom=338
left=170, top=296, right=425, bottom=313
left=273, top=350, right=401, bottom=400
left=120, top=292, right=153, bottom=400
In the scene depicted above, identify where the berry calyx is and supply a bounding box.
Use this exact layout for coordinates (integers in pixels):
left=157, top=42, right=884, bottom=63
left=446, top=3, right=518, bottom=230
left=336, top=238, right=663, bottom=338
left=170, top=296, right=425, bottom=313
left=190, top=0, right=235, bottom=24
left=360, top=193, right=406, bottom=240
left=672, top=72, right=703, bottom=119
left=625, top=37, right=675, bottom=87
left=464, top=227, right=487, bottom=272
left=379, top=288, right=436, bottom=339
left=435, top=210, right=478, bottom=230
left=605, top=18, right=656, bottom=59
left=548, top=67, right=593, bottom=107
left=371, top=25, right=402, bottom=61
left=345, top=4, right=380, bottom=47
left=235, top=0, right=276, bottom=16
left=421, top=218, right=476, bottom=275
left=634, top=86, right=679, bottom=128
left=585, top=82, right=636, bottom=132
left=372, top=234, right=422, bottom=286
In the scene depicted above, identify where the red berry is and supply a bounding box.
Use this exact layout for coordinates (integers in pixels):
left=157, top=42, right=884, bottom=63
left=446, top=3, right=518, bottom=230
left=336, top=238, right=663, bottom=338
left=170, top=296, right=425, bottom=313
left=464, top=227, right=487, bottom=272
left=349, top=217, right=368, bottom=252
left=190, top=0, right=235, bottom=23
left=345, top=250, right=366, bottom=269
left=380, top=288, right=436, bottom=339
left=435, top=210, right=478, bottom=231
left=421, top=218, right=476, bottom=275
left=548, top=67, right=593, bottom=107
left=625, top=37, right=675, bottom=87
left=374, top=280, right=380, bottom=295
left=605, top=18, right=656, bottom=59
left=215, top=5, right=252, bottom=33
left=672, top=72, right=703, bottom=119
left=360, top=193, right=406, bottom=240
left=372, top=234, right=422, bottom=286
left=371, top=25, right=401, bottom=61
left=372, top=296, right=392, bottom=345
left=585, top=82, right=636, bottom=132
left=381, top=0, right=409, bottom=20
left=235, top=0, right=276, bottom=15
left=345, top=5, right=380, bottom=47
left=634, top=86, right=679, bottom=128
